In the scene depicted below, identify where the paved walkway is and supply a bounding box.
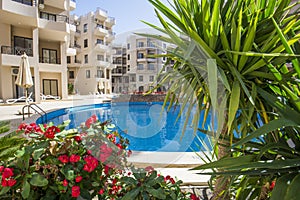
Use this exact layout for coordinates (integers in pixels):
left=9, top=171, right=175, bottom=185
left=0, top=95, right=211, bottom=187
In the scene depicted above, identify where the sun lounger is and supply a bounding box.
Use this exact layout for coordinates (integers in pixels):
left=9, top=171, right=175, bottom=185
left=40, top=93, right=61, bottom=100
left=6, top=92, right=33, bottom=104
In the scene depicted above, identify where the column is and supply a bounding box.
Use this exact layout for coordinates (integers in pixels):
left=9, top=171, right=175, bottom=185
left=61, top=41, right=68, bottom=99
left=33, top=28, right=41, bottom=103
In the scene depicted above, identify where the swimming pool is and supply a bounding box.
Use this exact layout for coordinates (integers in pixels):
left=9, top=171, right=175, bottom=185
left=37, top=102, right=212, bottom=152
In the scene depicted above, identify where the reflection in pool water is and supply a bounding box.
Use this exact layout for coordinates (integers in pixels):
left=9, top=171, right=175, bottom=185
left=37, top=102, right=212, bottom=152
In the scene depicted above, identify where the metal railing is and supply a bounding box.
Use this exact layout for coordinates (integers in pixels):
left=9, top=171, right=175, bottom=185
left=40, top=12, right=69, bottom=23
left=1, top=46, right=33, bottom=56
left=12, top=0, right=35, bottom=6
left=39, top=57, right=61, bottom=64
left=22, top=103, right=47, bottom=123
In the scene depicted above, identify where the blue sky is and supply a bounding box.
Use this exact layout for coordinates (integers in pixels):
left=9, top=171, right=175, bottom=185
left=72, top=0, right=164, bottom=34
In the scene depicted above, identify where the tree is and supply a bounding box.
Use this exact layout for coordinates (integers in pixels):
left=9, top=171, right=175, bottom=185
left=143, top=0, right=300, bottom=199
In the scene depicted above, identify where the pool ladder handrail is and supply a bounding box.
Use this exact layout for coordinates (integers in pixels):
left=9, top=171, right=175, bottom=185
left=22, top=103, right=47, bottom=123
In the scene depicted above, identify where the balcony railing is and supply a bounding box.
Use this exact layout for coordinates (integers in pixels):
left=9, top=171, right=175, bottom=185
left=74, top=44, right=81, bottom=48
left=1, top=46, right=33, bottom=56
left=75, top=59, right=81, bottom=64
left=40, top=12, right=69, bottom=23
left=12, top=0, right=35, bottom=6
left=39, top=57, right=61, bottom=64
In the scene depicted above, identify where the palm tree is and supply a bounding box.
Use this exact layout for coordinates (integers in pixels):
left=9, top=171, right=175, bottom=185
left=142, top=0, right=300, bottom=199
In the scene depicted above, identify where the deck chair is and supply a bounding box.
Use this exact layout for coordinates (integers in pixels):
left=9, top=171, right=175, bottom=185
left=6, top=92, right=33, bottom=104
left=40, top=93, right=61, bottom=100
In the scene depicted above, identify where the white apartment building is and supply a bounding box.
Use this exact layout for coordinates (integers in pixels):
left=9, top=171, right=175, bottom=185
left=112, top=34, right=168, bottom=94
left=67, top=8, right=115, bottom=95
left=0, top=0, right=76, bottom=102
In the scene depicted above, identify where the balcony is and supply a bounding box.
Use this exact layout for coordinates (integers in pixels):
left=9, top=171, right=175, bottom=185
left=95, top=7, right=108, bottom=21
left=43, top=0, right=68, bottom=11
left=94, top=43, right=109, bottom=52
left=69, top=0, right=76, bottom=11
left=0, top=46, right=34, bottom=66
left=38, top=12, right=69, bottom=41
left=0, top=0, right=37, bottom=26
left=74, top=44, right=81, bottom=52
left=94, top=26, right=108, bottom=36
left=69, top=24, right=76, bottom=32
left=67, top=46, right=76, bottom=56
left=112, top=68, right=123, bottom=76
left=105, top=17, right=115, bottom=27
left=105, top=31, right=115, bottom=42
left=96, top=60, right=109, bottom=67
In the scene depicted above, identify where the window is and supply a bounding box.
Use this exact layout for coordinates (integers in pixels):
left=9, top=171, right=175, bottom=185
left=14, top=36, right=33, bottom=56
left=106, top=69, right=110, bottom=79
left=67, top=56, right=71, bottom=63
left=43, top=79, right=58, bottom=96
left=127, top=43, right=130, bottom=49
left=84, top=54, right=88, bottom=63
left=42, top=48, right=58, bottom=64
left=127, top=54, right=130, bottom=60
left=130, top=76, right=136, bottom=82
left=137, top=53, right=144, bottom=59
left=69, top=71, right=75, bottom=79
left=124, top=77, right=129, bottom=83
left=149, top=75, right=154, bottom=82
left=97, top=54, right=104, bottom=61
left=137, top=41, right=144, bottom=48
left=96, top=39, right=103, bottom=44
left=12, top=0, right=33, bottom=6
left=83, top=23, right=88, bottom=33
left=40, top=12, right=56, bottom=21
left=97, top=70, right=104, bottom=78
left=139, top=75, right=143, bottom=82
left=148, top=63, right=155, bottom=70
left=148, top=41, right=156, bottom=47
left=84, top=39, right=88, bottom=48
left=86, top=70, right=90, bottom=78
left=119, top=78, right=122, bottom=83
left=137, top=64, right=144, bottom=70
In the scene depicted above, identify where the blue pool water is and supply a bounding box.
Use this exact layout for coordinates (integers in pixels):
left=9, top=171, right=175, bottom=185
left=37, top=102, right=212, bottom=152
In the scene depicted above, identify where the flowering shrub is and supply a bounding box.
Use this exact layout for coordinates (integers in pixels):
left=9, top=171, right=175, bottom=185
left=0, top=115, right=197, bottom=199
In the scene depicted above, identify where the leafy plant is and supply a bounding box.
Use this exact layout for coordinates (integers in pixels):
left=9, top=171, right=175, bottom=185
left=143, top=0, right=300, bottom=198
left=0, top=116, right=194, bottom=199
left=0, top=121, right=27, bottom=161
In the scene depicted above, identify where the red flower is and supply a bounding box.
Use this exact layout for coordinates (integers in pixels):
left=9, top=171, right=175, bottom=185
left=44, top=126, right=60, bottom=139
left=0, top=166, right=4, bottom=173
left=270, top=180, right=276, bottom=191
left=70, top=154, right=81, bottom=163
left=85, top=115, right=97, bottom=128
left=1, top=179, right=8, bottom=187
left=58, top=155, right=69, bottom=164
left=2, top=168, right=14, bottom=178
left=104, top=165, right=110, bottom=175
left=75, top=176, right=82, bottom=183
left=62, top=179, right=68, bottom=187
left=7, top=179, right=17, bottom=187
left=190, top=193, right=200, bottom=200
left=145, top=166, right=154, bottom=172
left=86, top=150, right=92, bottom=155
left=99, top=144, right=113, bottom=162
left=74, top=136, right=82, bottom=142
left=83, top=156, right=99, bottom=173
left=71, top=186, right=80, bottom=198
left=99, top=189, right=104, bottom=195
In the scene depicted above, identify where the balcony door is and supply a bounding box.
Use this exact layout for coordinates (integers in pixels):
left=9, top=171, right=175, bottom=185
left=43, top=79, right=58, bottom=96
left=14, top=36, right=33, bottom=56
left=42, top=49, right=58, bottom=64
